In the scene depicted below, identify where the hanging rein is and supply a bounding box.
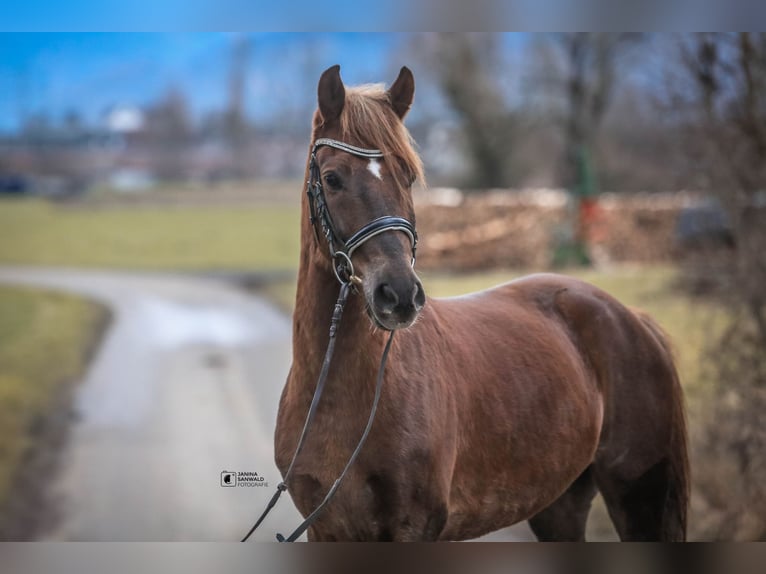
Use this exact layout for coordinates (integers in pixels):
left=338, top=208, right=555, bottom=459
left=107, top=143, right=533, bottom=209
left=241, top=138, right=418, bottom=542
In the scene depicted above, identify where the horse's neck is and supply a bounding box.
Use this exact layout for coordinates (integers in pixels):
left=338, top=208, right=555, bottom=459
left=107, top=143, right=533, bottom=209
left=291, top=243, right=385, bottom=397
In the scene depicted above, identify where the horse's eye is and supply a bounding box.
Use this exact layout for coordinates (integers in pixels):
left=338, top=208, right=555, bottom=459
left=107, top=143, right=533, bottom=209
left=323, top=172, right=342, bottom=190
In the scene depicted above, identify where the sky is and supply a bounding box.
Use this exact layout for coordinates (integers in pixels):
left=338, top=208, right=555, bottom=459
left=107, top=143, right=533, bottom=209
left=2, top=0, right=746, bottom=33
left=0, top=33, right=430, bottom=133
left=0, top=33, right=539, bottom=134
left=0, top=1, right=401, bottom=33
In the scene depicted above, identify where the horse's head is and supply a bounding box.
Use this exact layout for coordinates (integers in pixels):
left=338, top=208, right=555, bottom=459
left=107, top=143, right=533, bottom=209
left=308, top=65, right=426, bottom=331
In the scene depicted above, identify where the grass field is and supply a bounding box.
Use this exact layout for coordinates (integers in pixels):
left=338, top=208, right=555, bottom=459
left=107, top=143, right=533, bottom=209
left=0, top=286, right=109, bottom=511
left=0, top=198, right=301, bottom=271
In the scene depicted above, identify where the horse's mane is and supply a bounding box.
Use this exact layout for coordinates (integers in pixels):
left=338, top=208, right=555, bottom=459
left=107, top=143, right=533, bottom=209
left=317, top=83, right=425, bottom=187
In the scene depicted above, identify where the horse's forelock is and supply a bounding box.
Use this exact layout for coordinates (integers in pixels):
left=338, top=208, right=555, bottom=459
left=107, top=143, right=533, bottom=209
left=335, top=84, right=425, bottom=187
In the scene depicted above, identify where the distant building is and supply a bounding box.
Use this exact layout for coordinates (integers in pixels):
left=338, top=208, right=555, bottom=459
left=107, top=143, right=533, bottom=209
left=104, top=106, right=145, bottom=134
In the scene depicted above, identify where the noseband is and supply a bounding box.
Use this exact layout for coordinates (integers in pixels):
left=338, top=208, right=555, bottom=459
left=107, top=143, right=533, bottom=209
left=307, top=137, right=418, bottom=284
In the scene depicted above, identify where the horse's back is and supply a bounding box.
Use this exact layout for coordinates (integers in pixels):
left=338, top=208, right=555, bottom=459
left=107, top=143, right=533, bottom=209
left=430, top=272, right=619, bottom=323
left=430, top=271, right=658, bottom=375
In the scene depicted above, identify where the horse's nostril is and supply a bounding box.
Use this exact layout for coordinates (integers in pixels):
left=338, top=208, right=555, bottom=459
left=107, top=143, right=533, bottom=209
left=413, top=280, right=426, bottom=310
left=375, top=283, right=399, bottom=314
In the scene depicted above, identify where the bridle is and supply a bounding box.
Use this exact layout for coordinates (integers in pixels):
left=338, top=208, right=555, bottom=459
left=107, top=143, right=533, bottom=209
left=241, top=138, right=419, bottom=542
left=306, top=137, right=418, bottom=284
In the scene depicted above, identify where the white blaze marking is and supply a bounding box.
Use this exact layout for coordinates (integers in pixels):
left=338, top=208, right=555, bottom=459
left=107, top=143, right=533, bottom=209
left=367, top=159, right=383, bottom=180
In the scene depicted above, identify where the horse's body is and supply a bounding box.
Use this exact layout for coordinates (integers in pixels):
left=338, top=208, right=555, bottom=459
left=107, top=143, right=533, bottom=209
left=274, top=66, right=689, bottom=542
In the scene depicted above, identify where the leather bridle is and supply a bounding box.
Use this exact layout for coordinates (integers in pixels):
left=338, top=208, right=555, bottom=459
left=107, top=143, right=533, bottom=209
left=307, top=137, right=418, bottom=284
left=241, top=139, right=418, bottom=542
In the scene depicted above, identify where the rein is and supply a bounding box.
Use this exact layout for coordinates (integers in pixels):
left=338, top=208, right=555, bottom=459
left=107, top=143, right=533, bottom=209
left=241, top=138, right=417, bottom=542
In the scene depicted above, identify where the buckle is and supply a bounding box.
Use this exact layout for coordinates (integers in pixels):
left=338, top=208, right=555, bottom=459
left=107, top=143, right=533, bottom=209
left=332, top=251, right=355, bottom=285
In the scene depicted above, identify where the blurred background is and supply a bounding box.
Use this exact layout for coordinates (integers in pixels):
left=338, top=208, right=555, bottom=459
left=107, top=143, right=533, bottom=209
left=0, top=32, right=764, bottom=541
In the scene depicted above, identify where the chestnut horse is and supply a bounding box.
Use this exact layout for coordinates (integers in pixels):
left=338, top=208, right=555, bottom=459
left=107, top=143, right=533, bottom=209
left=274, top=65, right=689, bottom=541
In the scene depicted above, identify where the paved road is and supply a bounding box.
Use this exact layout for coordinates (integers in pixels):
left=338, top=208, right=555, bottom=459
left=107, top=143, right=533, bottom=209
left=0, top=267, right=303, bottom=541
left=0, top=266, right=536, bottom=542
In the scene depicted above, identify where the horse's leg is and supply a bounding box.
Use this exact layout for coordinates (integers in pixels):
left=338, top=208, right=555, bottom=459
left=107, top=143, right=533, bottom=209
left=591, top=313, right=689, bottom=542
left=594, top=456, right=685, bottom=541
left=528, top=466, right=597, bottom=541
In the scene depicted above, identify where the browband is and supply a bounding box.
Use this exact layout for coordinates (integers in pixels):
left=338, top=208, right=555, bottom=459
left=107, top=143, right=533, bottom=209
left=313, top=138, right=385, bottom=159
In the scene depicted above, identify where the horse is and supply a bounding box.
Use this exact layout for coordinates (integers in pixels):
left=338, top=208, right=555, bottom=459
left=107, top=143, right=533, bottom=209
left=273, top=65, right=689, bottom=542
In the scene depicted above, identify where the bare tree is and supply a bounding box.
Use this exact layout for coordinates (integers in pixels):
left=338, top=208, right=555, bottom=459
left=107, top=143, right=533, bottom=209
left=552, top=33, right=643, bottom=265
left=143, top=87, right=193, bottom=180
left=223, top=35, right=252, bottom=178
left=424, top=33, right=518, bottom=188
left=562, top=34, right=619, bottom=184
left=677, top=32, right=766, bottom=540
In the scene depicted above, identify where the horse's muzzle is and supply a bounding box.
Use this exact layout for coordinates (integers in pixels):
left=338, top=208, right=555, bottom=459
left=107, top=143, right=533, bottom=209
left=370, top=275, right=425, bottom=330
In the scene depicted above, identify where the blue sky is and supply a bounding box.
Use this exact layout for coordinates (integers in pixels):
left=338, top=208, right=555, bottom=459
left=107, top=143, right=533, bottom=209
left=0, top=33, right=538, bottom=133
left=0, top=1, right=399, bottom=33
left=2, top=1, right=741, bottom=33
left=0, top=33, right=428, bottom=132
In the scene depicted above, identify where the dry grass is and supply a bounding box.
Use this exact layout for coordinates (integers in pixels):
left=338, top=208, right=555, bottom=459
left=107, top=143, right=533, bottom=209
left=0, top=286, right=109, bottom=510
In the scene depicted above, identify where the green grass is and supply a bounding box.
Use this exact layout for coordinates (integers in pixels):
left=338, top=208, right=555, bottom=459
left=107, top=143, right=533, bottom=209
left=0, top=286, right=109, bottom=507
left=0, top=198, right=301, bottom=271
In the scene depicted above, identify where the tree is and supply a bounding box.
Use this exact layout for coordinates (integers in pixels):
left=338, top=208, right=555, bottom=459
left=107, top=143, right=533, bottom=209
left=425, top=33, right=518, bottom=188
left=677, top=32, right=766, bottom=540
left=223, top=35, right=252, bottom=178
left=143, top=87, right=193, bottom=180
left=551, top=33, right=643, bottom=265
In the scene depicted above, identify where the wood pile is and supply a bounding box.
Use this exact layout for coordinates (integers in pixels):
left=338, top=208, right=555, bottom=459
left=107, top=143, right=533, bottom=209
left=413, top=189, right=696, bottom=271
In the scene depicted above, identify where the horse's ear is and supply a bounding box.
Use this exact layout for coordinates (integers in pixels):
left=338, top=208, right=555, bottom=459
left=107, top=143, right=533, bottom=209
left=388, top=66, right=415, bottom=120
left=317, top=65, right=345, bottom=124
